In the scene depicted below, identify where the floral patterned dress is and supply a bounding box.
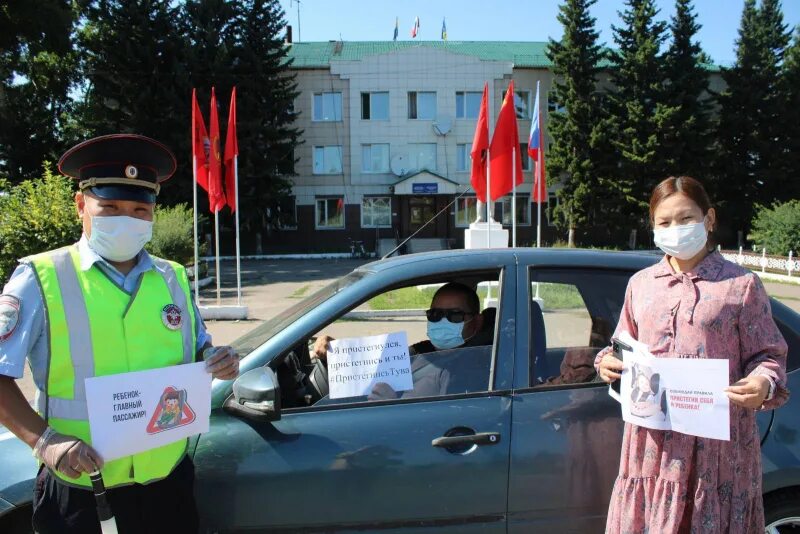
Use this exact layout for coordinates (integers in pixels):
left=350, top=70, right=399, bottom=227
left=595, top=251, right=789, bottom=533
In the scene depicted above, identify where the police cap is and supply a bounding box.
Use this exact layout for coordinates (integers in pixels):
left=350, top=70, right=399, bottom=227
left=58, top=134, right=177, bottom=203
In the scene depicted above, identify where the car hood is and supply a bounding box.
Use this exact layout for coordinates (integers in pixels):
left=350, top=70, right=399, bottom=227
left=0, top=426, right=38, bottom=507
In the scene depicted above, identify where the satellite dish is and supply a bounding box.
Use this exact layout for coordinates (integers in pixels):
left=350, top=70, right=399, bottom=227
left=390, top=154, right=409, bottom=177
left=432, top=115, right=453, bottom=136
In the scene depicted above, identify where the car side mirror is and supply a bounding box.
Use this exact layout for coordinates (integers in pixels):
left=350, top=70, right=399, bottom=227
left=225, top=367, right=281, bottom=421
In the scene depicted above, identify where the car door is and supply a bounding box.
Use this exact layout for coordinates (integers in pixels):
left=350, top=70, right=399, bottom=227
left=507, top=266, right=633, bottom=533
left=194, top=265, right=516, bottom=533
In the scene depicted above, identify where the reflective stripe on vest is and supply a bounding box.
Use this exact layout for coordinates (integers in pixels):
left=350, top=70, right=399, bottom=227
left=27, top=245, right=197, bottom=488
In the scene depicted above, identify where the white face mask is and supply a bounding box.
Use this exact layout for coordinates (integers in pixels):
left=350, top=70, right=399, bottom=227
left=653, top=218, right=708, bottom=260
left=88, top=215, right=153, bottom=262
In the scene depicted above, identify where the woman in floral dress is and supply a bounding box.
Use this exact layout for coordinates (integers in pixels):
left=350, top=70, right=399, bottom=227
left=596, top=176, right=789, bottom=533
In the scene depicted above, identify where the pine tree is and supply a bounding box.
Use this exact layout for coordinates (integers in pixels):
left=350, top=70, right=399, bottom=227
left=225, top=0, right=301, bottom=234
left=0, top=0, right=77, bottom=181
left=607, top=0, right=675, bottom=225
left=661, top=0, right=712, bottom=179
left=79, top=0, right=191, bottom=203
left=715, top=0, right=791, bottom=241
left=546, top=0, right=608, bottom=245
left=781, top=28, right=800, bottom=203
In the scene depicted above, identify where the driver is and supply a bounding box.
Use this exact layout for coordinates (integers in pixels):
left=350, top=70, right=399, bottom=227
left=311, top=283, right=493, bottom=399
left=312, top=282, right=490, bottom=359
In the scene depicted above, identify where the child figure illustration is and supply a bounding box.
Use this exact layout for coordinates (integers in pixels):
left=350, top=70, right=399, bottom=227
left=157, top=390, right=183, bottom=429
left=630, top=363, right=662, bottom=418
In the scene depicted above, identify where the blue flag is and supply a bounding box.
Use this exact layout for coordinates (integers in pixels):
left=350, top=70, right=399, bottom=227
left=441, top=18, right=447, bottom=41
left=393, top=17, right=398, bottom=41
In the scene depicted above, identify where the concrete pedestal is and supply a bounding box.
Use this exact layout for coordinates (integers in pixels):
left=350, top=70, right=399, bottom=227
left=464, top=221, right=509, bottom=249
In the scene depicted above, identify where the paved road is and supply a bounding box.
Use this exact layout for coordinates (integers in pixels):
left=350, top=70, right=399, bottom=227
left=15, top=259, right=800, bottom=401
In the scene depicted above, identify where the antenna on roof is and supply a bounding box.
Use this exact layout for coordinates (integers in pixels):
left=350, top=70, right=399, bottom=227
left=290, top=0, right=302, bottom=42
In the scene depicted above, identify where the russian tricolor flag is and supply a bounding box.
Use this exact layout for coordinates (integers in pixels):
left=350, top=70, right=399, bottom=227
left=528, top=81, right=547, bottom=203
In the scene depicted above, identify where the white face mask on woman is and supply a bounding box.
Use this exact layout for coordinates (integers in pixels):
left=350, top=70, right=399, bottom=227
left=88, top=215, right=153, bottom=262
left=652, top=218, right=708, bottom=260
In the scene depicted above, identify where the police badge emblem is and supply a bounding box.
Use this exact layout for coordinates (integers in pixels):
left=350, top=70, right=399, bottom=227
left=0, top=295, right=21, bottom=342
left=161, top=303, right=183, bottom=330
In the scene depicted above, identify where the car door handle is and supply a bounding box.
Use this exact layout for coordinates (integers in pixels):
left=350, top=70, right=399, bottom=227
left=432, top=432, right=501, bottom=448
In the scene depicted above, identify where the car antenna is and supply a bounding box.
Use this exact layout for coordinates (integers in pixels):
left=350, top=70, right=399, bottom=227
left=382, top=187, right=472, bottom=260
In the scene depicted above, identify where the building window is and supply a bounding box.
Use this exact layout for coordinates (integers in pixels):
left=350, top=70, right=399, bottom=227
left=547, top=192, right=558, bottom=227
left=455, top=196, right=478, bottom=227
left=361, top=196, right=392, bottom=228
left=313, top=92, right=342, bottom=122
left=548, top=91, right=566, bottom=114
left=361, top=92, right=389, bottom=120
left=455, top=91, right=482, bottom=119
left=409, top=143, right=437, bottom=172
left=500, top=90, right=532, bottom=119
left=316, top=197, right=344, bottom=229
left=497, top=195, right=531, bottom=226
left=520, top=143, right=532, bottom=172
left=361, top=144, right=390, bottom=173
left=456, top=143, right=472, bottom=172
left=313, top=146, right=343, bottom=174
left=272, top=196, right=297, bottom=230
left=408, top=91, right=437, bottom=120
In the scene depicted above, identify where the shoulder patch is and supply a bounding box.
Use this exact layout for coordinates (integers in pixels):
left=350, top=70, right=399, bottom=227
left=0, top=295, right=21, bottom=342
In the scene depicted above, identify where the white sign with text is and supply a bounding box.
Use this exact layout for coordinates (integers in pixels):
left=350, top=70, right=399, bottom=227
left=85, top=362, right=212, bottom=461
left=327, top=332, right=413, bottom=399
left=611, top=332, right=730, bottom=441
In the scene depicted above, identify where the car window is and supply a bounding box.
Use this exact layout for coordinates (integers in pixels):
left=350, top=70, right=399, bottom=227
left=528, top=268, right=631, bottom=388
left=295, top=271, right=502, bottom=409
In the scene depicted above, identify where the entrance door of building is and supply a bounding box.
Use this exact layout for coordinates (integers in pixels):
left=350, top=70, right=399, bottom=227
left=405, top=196, right=438, bottom=238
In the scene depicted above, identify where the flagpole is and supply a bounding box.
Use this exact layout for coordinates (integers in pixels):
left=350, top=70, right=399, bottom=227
left=512, top=146, right=517, bottom=248
left=234, top=155, right=242, bottom=306
left=214, top=209, right=221, bottom=306
left=486, top=147, right=491, bottom=245
left=192, top=156, right=200, bottom=303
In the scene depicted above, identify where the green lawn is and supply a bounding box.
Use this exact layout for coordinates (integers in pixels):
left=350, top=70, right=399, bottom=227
left=367, top=283, right=584, bottom=311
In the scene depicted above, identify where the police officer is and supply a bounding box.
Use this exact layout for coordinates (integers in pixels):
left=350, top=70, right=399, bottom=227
left=0, top=134, right=239, bottom=533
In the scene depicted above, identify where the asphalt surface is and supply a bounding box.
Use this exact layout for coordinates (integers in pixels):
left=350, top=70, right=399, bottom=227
left=14, top=259, right=800, bottom=401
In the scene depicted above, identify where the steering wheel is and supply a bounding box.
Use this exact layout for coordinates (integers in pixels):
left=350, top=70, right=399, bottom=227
left=307, top=357, right=329, bottom=399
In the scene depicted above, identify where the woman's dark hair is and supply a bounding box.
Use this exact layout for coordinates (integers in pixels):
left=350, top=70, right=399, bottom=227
left=649, top=176, right=712, bottom=224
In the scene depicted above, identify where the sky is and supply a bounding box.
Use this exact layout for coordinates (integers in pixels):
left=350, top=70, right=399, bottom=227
left=277, top=0, right=800, bottom=67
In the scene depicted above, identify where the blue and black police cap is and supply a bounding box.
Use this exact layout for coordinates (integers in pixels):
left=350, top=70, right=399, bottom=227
left=58, top=134, right=177, bottom=203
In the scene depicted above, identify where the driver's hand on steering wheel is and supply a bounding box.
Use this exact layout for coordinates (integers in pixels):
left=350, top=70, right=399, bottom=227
left=312, top=335, right=335, bottom=362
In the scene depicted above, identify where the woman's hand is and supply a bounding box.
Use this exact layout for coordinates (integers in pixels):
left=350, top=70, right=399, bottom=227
left=725, top=375, right=771, bottom=409
left=597, top=354, right=624, bottom=384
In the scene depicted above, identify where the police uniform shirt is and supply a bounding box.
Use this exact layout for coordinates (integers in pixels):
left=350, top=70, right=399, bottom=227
left=0, top=236, right=211, bottom=387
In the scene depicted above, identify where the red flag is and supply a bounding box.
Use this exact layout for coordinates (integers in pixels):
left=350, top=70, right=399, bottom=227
left=224, top=87, right=239, bottom=212
left=208, top=87, right=226, bottom=212
left=191, top=89, right=211, bottom=195
left=470, top=83, right=489, bottom=203
left=489, top=81, right=523, bottom=201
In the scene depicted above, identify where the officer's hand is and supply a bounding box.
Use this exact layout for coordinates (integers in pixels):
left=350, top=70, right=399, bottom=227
left=368, top=382, right=399, bottom=401
left=34, top=430, right=104, bottom=479
left=312, top=335, right=335, bottom=362
left=204, top=346, right=240, bottom=380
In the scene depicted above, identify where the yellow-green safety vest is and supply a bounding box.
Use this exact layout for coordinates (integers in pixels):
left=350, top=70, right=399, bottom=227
left=26, top=245, right=197, bottom=489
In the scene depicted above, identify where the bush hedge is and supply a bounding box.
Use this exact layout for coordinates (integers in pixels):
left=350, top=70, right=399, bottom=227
left=0, top=167, right=82, bottom=285
left=748, top=200, right=800, bottom=255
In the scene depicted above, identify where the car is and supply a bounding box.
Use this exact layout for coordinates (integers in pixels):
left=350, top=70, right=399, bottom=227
left=1, top=248, right=799, bottom=533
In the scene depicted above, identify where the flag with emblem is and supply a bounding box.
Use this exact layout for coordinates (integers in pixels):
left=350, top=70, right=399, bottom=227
left=191, top=89, right=211, bottom=202
left=224, top=87, right=238, bottom=212
left=441, top=18, right=447, bottom=41
left=470, top=83, right=489, bottom=202
left=207, top=87, right=226, bottom=213
left=489, top=80, right=524, bottom=200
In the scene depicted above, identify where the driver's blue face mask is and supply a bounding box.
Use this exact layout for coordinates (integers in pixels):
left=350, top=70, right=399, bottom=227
left=427, top=318, right=466, bottom=350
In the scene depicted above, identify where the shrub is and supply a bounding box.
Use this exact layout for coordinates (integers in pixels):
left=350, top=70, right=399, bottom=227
left=146, top=203, right=205, bottom=268
left=0, top=167, right=82, bottom=285
left=748, top=200, right=800, bottom=255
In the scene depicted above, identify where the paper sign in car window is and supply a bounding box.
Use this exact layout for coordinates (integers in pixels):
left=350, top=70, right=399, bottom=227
left=327, top=332, right=413, bottom=399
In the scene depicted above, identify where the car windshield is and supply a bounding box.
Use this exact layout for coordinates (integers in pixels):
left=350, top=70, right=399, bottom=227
left=230, top=270, right=368, bottom=356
